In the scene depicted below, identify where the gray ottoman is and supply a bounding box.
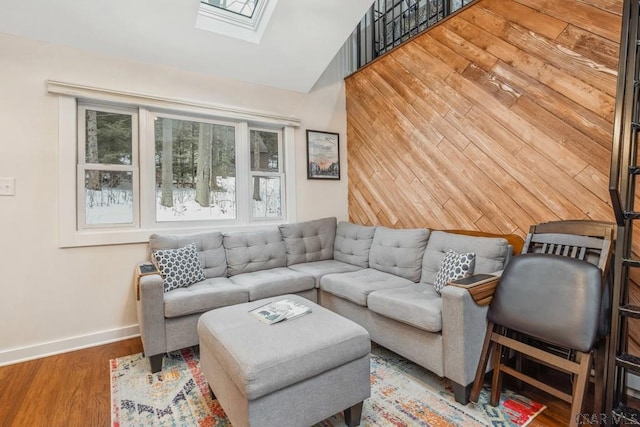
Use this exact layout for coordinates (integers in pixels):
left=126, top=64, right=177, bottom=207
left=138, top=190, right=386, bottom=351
left=197, top=294, right=371, bottom=427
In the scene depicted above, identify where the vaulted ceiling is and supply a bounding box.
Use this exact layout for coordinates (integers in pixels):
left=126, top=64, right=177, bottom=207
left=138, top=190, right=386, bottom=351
left=0, top=0, right=373, bottom=93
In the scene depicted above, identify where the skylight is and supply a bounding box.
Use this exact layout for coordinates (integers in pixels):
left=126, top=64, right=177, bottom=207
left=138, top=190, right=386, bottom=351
left=196, top=0, right=277, bottom=44
left=201, top=0, right=258, bottom=18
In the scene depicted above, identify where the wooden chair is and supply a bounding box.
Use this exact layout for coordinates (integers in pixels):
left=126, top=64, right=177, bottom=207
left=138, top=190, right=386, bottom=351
left=469, top=220, right=614, bottom=426
left=522, top=220, right=614, bottom=277
left=521, top=220, right=614, bottom=414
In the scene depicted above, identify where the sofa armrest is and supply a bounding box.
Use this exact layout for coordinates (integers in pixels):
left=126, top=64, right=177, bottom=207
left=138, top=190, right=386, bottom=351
left=136, top=270, right=167, bottom=358
left=440, top=285, right=489, bottom=388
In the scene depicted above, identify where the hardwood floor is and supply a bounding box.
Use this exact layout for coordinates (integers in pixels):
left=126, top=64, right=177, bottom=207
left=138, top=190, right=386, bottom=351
left=0, top=337, right=581, bottom=426
left=0, top=338, right=142, bottom=427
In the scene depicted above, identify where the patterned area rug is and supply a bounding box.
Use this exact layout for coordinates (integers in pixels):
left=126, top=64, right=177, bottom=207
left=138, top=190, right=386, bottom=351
left=111, top=346, right=545, bottom=426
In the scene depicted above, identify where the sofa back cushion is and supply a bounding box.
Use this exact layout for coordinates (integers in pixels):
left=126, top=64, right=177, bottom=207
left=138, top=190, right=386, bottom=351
left=333, top=222, right=376, bottom=268
left=369, top=227, right=430, bottom=282
left=149, top=231, right=227, bottom=279
left=223, top=230, right=286, bottom=276
left=421, top=231, right=510, bottom=285
left=278, top=217, right=337, bottom=266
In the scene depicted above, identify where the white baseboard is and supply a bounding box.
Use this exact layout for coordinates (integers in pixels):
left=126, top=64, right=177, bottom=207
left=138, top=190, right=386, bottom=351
left=0, top=325, right=140, bottom=367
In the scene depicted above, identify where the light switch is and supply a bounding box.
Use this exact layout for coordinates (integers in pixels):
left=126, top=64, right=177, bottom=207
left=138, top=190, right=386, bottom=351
left=0, top=178, right=15, bottom=196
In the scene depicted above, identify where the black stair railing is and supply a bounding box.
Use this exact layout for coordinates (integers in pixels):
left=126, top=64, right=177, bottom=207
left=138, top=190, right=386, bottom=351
left=606, top=0, right=640, bottom=424
left=352, top=0, right=475, bottom=70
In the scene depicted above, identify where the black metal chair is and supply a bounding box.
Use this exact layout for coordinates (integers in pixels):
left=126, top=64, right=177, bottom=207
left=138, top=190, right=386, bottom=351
left=469, top=253, right=603, bottom=427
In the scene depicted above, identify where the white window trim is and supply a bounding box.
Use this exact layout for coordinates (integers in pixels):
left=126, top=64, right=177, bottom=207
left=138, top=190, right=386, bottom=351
left=52, top=81, right=299, bottom=248
left=77, top=103, right=139, bottom=230
left=48, top=80, right=300, bottom=127
left=143, top=110, right=245, bottom=229
left=196, top=0, right=279, bottom=44
left=249, top=126, right=285, bottom=221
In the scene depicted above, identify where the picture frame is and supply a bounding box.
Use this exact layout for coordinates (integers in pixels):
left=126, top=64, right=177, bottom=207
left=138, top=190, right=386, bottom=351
left=306, top=130, right=340, bottom=180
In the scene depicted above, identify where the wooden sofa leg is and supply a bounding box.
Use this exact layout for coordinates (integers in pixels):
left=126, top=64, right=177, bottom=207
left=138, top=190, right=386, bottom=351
left=470, top=321, right=496, bottom=403
left=149, top=354, right=163, bottom=373
left=452, top=382, right=471, bottom=405
left=344, top=401, right=363, bottom=427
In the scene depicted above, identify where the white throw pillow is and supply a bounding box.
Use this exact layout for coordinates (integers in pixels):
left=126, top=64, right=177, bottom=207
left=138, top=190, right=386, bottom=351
left=152, top=243, right=205, bottom=292
left=433, top=249, right=476, bottom=294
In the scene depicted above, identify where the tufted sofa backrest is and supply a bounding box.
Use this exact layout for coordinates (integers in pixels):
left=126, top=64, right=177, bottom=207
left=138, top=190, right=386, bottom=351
left=149, top=231, right=227, bottom=279
left=421, top=231, right=511, bottom=286
left=334, top=222, right=376, bottom=268
left=278, top=217, right=337, bottom=266
left=223, top=229, right=286, bottom=276
left=368, top=227, right=430, bottom=282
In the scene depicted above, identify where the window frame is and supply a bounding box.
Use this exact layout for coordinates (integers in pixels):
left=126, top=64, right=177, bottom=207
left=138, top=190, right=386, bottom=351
left=143, top=109, right=245, bottom=229
left=77, top=103, right=139, bottom=230
left=249, top=126, right=285, bottom=221
left=51, top=80, right=300, bottom=248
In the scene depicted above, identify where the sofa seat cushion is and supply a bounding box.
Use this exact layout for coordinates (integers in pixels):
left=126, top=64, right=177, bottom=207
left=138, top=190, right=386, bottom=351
left=229, top=268, right=316, bottom=301
left=334, top=222, right=376, bottom=268
left=369, top=227, right=430, bottom=282
left=288, top=260, right=363, bottom=287
left=164, top=277, right=249, bottom=318
left=279, top=217, right=337, bottom=266
left=320, top=268, right=415, bottom=306
left=368, top=284, right=443, bottom=333
left=421, top=231, right=510, bottom=285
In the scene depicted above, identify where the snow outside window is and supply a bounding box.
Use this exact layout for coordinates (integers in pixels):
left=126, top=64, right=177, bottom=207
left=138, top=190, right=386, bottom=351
left=152, top=114, right=238, bottom=223
left=250, top=128, right=283, bottom=220
left=77, top=104, right=139, bottom=229
left=76, top=102, right=286, bottom=233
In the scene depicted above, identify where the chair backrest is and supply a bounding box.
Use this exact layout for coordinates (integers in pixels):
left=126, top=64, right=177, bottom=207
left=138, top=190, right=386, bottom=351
left=488, top=253, right=603, bottom=352
left=521, top=220, right=615, bottom=339
left=522, top=220, right=615, bottom=279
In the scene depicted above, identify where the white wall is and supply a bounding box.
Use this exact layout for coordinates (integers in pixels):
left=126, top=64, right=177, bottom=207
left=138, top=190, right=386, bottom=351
left=0, top=32, right=349, bottom=364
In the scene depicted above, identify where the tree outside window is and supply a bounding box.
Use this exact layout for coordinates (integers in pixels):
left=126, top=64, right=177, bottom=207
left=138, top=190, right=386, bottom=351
left=80, top=107, right=136, bottom=227
left=154, top=117, right=237, bottom=222
left=76, top=103, right=286, bottom=231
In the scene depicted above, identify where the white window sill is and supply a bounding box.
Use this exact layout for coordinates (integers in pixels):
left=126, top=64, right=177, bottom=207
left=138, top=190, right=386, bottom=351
left=59, top=221, right=291, bottom=248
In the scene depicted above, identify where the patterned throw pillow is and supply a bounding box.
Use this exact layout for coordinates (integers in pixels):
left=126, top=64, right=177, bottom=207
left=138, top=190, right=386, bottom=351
left=152, top=243, right=205, bottom=292
left=433, top=249, right=476, bottom=294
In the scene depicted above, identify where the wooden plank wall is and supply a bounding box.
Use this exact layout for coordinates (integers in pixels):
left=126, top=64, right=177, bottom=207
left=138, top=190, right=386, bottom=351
left=345, top=0, right=640, bottom=350
left=346, top=0, right=621, bottom=235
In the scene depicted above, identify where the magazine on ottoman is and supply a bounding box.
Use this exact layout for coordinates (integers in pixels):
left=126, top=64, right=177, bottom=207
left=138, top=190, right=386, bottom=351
left=249, top=298, right=312, bottom=325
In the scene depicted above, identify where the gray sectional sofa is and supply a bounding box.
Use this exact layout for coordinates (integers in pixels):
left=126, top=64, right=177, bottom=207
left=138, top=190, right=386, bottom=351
left=136, top=217, right=513, bottom=404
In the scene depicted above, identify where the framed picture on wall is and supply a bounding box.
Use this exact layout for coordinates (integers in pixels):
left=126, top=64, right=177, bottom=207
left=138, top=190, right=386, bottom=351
left=306, top=130, right=340, bottom=180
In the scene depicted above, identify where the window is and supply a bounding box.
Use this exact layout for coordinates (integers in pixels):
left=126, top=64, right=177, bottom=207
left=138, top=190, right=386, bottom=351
left=52, top=81, right=299, bottom=247
left=77, top=104, right=138, bottom=229
left=77, top=104, right=287, bottom=231
left=196, top=0, right=278, bottom=43
left=202, top=0, right=258, bottom=18
left=250, top=129, right=283, bottom=219
left=151, top=114, right=238, bottom=223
